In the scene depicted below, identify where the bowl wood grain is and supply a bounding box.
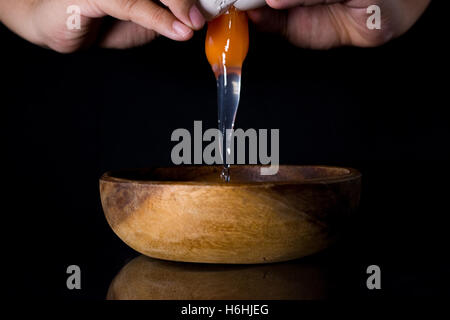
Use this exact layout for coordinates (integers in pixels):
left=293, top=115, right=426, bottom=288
left=100, top=165, right=361, bottom=264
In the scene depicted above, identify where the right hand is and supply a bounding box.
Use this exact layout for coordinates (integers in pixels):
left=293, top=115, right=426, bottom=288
left=248, top=0, right=431, bottom=49
left=0, top=0, right=206, bottom=53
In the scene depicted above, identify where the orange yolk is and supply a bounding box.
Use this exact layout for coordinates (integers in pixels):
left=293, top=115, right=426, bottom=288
left=205, top=7, right=249, bottom=77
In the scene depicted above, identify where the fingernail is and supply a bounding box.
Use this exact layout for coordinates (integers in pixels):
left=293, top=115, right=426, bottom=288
left=189, top=5, right=205, bottom=29
left=172, top=21, right=192, bottom=37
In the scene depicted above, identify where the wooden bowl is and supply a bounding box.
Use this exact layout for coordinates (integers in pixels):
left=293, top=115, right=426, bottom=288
left=100, top=165, right=361, bottom=264
left=107, top=255, right=330, bottom=300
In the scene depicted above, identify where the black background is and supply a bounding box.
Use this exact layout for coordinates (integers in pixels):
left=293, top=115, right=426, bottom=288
left=2, top=0, right=449, bottom=300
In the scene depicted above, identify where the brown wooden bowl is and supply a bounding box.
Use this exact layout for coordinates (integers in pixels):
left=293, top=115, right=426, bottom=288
left=100, top=165, right=361, bottom=264
left=107, top=255, right=331, bottom=300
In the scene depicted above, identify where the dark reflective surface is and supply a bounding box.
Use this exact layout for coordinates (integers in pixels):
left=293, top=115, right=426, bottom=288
left=107, top=255, right=333, bottom=300
left=3, top=1, right=449, bottom=300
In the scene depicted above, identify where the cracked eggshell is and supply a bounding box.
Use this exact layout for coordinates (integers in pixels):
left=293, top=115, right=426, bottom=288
left=198, top=0, right=237, bottom=20
left=234, top=0, right=266, bottom=11
left=198, top=0, right=266, bottom=20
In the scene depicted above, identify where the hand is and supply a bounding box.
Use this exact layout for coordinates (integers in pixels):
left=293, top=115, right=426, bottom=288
left=0, top=0, right=206, bottom=53
left=248, top=0, right=431, bottom=49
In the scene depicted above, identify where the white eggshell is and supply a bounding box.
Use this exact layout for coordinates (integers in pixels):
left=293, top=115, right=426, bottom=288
left=234, top=0, right=266, bottom=11
left=198, top=0, right=237, bottom=20
left=198, top=0, right=266, bottom=20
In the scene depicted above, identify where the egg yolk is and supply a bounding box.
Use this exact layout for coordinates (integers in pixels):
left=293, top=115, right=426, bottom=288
left=205, top=7, right=249, bottom=77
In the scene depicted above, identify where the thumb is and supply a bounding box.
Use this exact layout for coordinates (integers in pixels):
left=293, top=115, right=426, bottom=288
left=86, top=0, right=193, bottom=41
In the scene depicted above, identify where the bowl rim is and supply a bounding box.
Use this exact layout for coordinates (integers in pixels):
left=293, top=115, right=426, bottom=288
left=100, top=165, right=361, bottom=187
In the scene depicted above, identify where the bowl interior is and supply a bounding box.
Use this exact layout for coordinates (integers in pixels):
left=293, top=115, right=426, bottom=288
left=102, top=165, right=357, bottom=184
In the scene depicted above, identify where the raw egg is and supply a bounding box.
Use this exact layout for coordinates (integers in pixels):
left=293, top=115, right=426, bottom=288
left=205, top=7, right=249, bottom=77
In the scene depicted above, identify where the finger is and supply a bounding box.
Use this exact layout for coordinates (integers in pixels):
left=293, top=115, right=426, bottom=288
left=160, top=0, right=206, bottom=30
left=249, top=5, right=345, bottom=49
left=266, top=0, right=342, bottom=10
left=92, top=0, right=193, bottom=41
left=282, top=5, right=348, bottom=49
left=99, top=21, right=158, bottom=48
left=247, top=6, right=287, bottom=36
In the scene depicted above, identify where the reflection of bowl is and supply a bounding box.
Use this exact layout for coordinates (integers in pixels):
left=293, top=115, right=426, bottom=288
left=100, top=165, right=361, bottom=264
left=107, top=255, right=330, bottom=300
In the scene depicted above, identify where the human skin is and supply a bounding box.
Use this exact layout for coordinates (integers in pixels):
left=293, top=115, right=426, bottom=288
left=0, top=0, right=206, bottom=52
left=248, top=0, right=432, bottom=49
left=0, top=0, right=432, bottom=52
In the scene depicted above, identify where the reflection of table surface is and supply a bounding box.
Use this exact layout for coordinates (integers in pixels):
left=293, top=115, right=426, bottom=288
left=106, top=246, right=361, bottom=300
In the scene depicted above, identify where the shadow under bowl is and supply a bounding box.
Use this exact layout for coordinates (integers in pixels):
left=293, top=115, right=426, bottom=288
left=100, top=165, right=361, bottom=264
